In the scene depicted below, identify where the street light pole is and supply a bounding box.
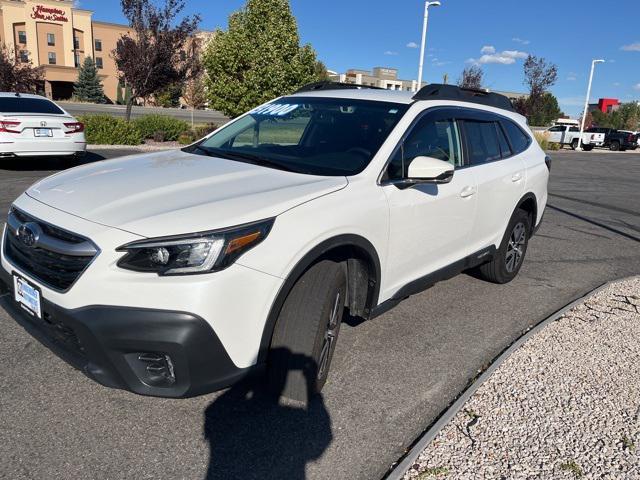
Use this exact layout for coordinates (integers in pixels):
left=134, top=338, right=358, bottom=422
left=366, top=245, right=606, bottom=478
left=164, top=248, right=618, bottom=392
left=577, top=59, right=605, bottom=150
left=416, top=1, right=441, bottom=92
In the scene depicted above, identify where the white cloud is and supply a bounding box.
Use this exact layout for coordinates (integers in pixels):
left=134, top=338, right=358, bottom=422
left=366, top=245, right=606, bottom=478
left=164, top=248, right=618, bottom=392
left=468, top=47, right=528, bottom=66
left=613, top=82, right=621, bottom=87
left=406, top=42, right=419, bottom=49
left=621, top=42, right=640, bottom=51
left=384, top=51, right=398, bottom=56
left=512, top=37, right=530, bottom=45
left=634, top=83, right=640, bottom=91
left=567, top=75, right=577, bottom=81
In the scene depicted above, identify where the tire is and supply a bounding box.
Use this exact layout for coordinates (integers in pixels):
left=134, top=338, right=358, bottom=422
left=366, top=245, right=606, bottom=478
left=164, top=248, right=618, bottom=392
left=583, top=145, right=594, bottom=151
left=268, top=260, right=346, bottom=403
left=476, top=209, right=531, bottom=284
left=571, top=139, right=579, bottom=150
left=610, top=141, right=620, bottom=151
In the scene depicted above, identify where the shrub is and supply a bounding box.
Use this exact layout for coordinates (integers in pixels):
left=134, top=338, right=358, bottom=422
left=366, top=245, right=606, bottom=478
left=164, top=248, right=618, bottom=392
left=133, top=114, right=189, bottom=141
left=533, top=131, right=560, bottom=151
left=79, top=114, right=143, bottom=145
left=176, top=123, right=220, bottom=145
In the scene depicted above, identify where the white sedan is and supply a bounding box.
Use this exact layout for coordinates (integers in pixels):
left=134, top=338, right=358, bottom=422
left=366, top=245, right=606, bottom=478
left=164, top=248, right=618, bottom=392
left=0, top=92, right=86, bottom=159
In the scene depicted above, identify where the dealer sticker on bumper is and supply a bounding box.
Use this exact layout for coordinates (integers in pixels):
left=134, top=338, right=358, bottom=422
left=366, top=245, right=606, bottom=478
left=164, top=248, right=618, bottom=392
left=13, top=274, right=42, bottom=318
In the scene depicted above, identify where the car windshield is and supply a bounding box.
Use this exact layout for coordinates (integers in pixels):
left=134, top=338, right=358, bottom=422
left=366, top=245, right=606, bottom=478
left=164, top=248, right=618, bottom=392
left=191, top=96, right=409, bottom=176
left=0, top=97, right=64, bottom=115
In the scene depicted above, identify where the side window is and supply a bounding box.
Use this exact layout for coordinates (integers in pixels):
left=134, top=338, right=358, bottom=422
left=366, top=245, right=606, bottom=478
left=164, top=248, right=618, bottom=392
left=502, top=120, right=531, bottom=154
left=548, top=126, right=563, bottom=132
left=464, top=120, right=502, bottom=165
left=387, top=117, right=462, bottom=180
left=495, top=123, right=512, bottom=158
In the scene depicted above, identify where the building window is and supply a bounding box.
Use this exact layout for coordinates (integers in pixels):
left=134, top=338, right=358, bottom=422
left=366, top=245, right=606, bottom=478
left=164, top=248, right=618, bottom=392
left=18, top=31, right=27, bottom=44
left=94, top=39, right=102, bottom=52
left=74, top=37, right=80, bottom=49
left=47, top=33, right=55, bottom=46
left=48, top=52, right=56, bottom=65
left=95, top=57, right=103, bottom=69
left=74, top=53, right=81, bottom=67
left=19, top=50, right=29, bottom=63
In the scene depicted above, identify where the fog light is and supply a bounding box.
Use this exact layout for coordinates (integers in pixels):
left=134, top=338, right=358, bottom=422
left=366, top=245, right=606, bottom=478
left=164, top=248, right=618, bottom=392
left=137, top=352, right=176, bottom=386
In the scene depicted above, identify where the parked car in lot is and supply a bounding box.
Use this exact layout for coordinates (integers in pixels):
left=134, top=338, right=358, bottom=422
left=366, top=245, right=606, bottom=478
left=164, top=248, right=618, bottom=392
left=0, top=93, right=86, bottom=159
left=618, top=130, right=640, bottom=150
left=586, top=127, right=638, bottom=151
left=0, top=83, right=549, bottom=401
left=544, top=124, right=605, bottom=150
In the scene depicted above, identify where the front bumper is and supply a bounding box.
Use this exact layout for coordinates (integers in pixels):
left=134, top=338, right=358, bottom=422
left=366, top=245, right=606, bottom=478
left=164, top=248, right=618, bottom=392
left=0, top=267, right=256, bottom=398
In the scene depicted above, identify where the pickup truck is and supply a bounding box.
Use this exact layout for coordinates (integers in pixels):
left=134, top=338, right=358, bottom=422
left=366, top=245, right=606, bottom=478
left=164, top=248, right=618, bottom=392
left=545, top=125, right=605, bottom=151
left=586, top=128, right=639, bottom=151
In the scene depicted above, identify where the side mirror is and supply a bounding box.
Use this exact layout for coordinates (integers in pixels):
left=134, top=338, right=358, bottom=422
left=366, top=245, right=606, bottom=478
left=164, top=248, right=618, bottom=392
left=406, top=156, right=454, bottom=185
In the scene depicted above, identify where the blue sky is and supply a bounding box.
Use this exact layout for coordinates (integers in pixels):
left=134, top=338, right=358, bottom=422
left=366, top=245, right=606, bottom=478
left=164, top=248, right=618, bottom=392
left=82, top=0, right=640, bottom=117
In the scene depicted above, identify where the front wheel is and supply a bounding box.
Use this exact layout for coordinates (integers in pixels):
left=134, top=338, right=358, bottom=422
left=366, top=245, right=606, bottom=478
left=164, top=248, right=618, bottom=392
left=571, top=139, right=579, bottom=150
left=582, top=145, right=594, bottom=151
left=475, top=209, right=531, bottom=284
left=268, top=260, right=346, bottom=403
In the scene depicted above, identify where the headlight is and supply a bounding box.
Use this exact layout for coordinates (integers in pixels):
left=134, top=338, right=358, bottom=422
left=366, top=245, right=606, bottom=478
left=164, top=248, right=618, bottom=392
left=116, top=218, right=274, bottom=275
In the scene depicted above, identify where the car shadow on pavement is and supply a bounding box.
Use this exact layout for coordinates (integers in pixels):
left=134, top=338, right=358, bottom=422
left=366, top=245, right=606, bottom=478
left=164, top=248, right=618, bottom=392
left=203, top=349, right=332, bottom=480
left=0, top=152, right=107, bottom=172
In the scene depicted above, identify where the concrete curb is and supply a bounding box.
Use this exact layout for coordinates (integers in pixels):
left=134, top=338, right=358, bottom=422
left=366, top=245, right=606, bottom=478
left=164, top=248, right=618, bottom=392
left=383, top=277, right=637, bottom=480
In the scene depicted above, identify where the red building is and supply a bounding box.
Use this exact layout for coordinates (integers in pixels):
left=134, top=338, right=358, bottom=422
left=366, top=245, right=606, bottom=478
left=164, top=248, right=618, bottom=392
left=595, top=98, right=620, bottom=113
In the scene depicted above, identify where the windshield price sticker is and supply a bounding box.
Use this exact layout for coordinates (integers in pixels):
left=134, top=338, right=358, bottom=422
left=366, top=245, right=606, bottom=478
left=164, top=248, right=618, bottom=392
left=251, top=103, right=300, bottom=116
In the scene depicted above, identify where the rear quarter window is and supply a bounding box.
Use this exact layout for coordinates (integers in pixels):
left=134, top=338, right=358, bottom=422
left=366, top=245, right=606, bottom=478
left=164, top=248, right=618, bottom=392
left=0, top=97, right=64, bottom=115
left=501, top=120, right=531, bottom=154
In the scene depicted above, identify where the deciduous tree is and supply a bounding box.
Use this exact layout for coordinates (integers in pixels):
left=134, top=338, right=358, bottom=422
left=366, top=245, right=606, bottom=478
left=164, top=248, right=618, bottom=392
left=0, top=44, right=43, bottom=93
left=113, top=0, right=200, bottom=121
left=458, top=65, right=483, bottom=90
left=203, top=0, right=325, bottom=117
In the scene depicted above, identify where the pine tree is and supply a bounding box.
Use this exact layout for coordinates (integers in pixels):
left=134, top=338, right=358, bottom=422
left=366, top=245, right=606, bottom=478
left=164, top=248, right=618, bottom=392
left=203, top=0, right=324, bottom=117
left=73, top=57, right=105, bottom=103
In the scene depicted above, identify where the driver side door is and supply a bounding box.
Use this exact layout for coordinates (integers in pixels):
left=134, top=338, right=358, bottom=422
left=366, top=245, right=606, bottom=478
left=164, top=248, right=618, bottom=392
left=380, top=108, right=479, bottom=298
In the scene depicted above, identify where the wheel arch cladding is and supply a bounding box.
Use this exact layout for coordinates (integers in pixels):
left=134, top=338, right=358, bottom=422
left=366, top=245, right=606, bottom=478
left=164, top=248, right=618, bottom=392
left=516, top=192, right=538, bottom=234
left=257, top=234, right=381, bottom=363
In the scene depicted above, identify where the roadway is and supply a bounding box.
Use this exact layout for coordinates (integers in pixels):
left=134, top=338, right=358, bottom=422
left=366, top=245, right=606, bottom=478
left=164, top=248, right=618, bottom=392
left=0, top=149, right=638, bottom=479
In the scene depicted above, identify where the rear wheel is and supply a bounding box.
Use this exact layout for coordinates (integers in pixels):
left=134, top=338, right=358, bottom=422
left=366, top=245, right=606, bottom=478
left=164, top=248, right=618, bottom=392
left=268, top=260, right=346, bottom=403
left=610, top=141, right=621, bottom=151
left=582, top=145, right=594, bottom=151
left=475, top=209, right=531, bottom=284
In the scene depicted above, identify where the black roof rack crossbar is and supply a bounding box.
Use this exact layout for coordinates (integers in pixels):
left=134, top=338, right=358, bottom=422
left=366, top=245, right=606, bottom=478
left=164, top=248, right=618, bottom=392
left=294, top=81, right=384, bottom=94
left=412, top=83, right=515, bottom=112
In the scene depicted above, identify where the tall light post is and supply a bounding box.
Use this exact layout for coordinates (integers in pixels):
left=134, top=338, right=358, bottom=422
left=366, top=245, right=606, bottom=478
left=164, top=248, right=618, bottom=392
left=577, top=59, right=605, bottom=150
left=416, top=1, right=441, bottom=92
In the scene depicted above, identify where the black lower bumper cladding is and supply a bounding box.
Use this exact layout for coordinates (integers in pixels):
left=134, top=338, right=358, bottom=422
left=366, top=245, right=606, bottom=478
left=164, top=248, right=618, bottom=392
left=0, top=268, right=254, bottom=398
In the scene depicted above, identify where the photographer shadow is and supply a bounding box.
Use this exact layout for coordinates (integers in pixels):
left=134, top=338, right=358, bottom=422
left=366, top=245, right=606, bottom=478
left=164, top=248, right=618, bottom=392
left=203, top=348, right=332, bottom=480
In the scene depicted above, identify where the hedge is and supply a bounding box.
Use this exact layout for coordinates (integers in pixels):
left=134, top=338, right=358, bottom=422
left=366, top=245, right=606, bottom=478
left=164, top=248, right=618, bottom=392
left=79, top=115, right=144, bottom=145
left=132, top=114, right=190, bottom=142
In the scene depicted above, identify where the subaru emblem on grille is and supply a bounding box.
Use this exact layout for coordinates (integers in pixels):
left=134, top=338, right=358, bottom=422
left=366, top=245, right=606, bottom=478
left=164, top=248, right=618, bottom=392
left=17, top=222, right=41, bottom=248
left=40, top=121, right=47, bottom=127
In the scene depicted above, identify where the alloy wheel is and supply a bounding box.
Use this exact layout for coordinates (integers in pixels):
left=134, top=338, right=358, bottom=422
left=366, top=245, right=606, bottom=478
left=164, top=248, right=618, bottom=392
left=505, top=222, right=526, bottom=273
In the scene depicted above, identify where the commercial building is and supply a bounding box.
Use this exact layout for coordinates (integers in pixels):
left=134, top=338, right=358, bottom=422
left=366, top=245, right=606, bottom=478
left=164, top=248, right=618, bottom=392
left=0, top=0, right=211, bottom=104
left=589, top=98, right=620, bottom=114
left=1, top=0, right=131, bottom=102
left=329, top=66, right=528, bottom=102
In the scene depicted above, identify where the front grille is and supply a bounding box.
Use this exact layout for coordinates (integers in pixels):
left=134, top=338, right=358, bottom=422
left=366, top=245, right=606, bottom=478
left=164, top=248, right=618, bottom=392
left=3, top=208, right=97, bottom=291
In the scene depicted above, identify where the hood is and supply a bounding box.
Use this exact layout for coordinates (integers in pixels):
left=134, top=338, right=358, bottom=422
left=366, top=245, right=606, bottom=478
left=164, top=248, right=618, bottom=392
left=27, top=149, right=348, bottom=238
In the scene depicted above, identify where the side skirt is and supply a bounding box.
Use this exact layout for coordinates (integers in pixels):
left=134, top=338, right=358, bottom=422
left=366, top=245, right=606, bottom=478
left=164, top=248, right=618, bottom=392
left=370, top=246, right=497, bottom=319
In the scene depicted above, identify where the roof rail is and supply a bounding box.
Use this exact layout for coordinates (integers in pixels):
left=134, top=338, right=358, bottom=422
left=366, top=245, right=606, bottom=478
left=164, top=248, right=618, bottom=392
left=294, top=81, right=384, bottom=94
left=413, top=83, right=515, bottom=112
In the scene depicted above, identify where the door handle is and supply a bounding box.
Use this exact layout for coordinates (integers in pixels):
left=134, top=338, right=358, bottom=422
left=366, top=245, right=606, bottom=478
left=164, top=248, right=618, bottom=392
left=511, top=173, right=523, bottom=182
left=460, top=186, right=476, bottom=198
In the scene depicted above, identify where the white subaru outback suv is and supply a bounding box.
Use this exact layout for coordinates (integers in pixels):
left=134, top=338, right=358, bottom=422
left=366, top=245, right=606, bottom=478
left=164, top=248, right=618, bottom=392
left=0, top=83, right=549, bottom=400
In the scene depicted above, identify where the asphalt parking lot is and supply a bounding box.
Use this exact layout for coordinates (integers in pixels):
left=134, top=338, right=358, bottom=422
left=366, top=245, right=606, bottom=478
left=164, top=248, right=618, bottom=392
left=0, top=149, right=639, bottom=480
